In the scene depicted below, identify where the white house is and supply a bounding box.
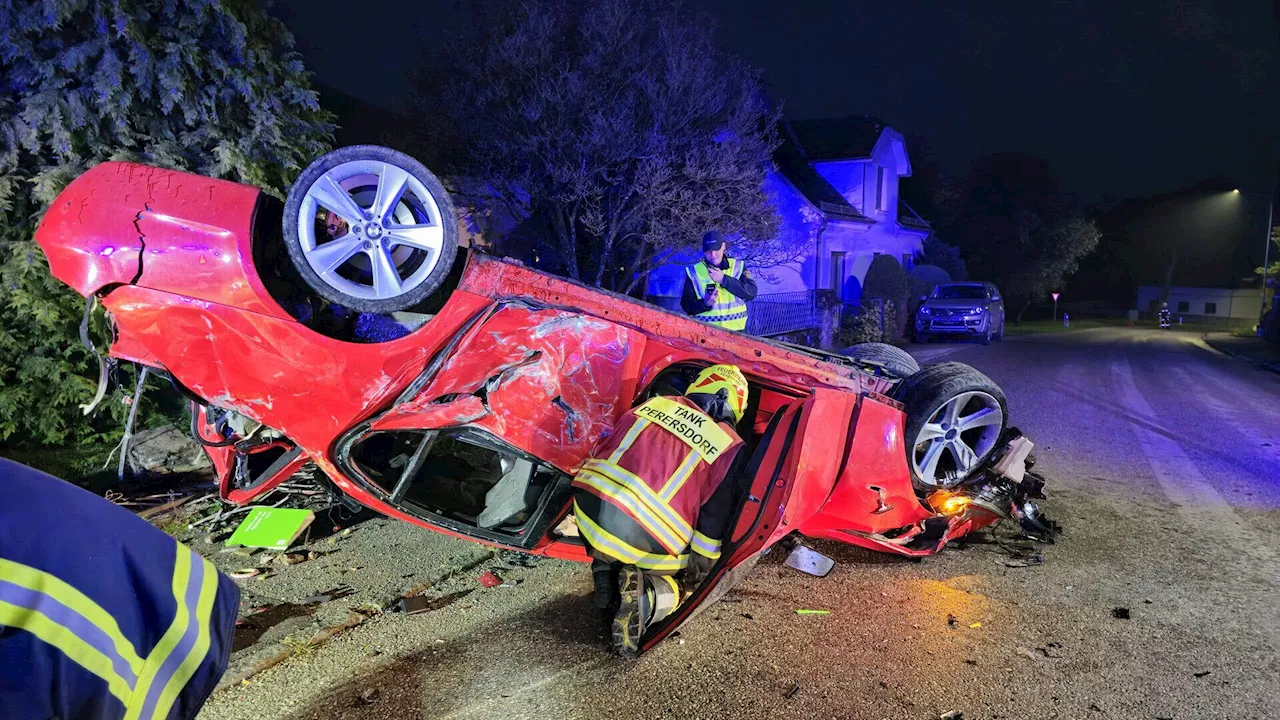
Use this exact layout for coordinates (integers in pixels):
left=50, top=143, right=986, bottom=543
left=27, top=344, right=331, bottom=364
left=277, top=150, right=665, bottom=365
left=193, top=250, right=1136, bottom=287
left=647, top=115, right=931, bottom=304
left=1135, top=285, right=1262, bottom=323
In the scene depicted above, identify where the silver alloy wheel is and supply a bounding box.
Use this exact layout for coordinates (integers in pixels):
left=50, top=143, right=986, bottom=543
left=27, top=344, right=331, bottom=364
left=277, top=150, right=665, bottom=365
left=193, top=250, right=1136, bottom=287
left=911, top=390, right=1004, bottom=487
left=296, top=159, right=446, bottom=301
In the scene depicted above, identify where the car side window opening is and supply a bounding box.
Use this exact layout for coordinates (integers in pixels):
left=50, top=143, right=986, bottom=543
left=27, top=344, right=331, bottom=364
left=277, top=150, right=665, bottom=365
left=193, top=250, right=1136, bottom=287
left=350, top=429, right=567, bottom=534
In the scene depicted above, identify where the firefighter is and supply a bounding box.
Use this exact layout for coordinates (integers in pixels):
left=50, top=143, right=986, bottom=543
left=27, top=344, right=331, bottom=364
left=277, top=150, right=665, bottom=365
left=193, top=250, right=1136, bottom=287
left=681, top=231, right=758, bottom=331
left=572, top=364, right=751, bottom=656
left=0, top=459, right=240, bottom=720
left=1158, top=301, right=1171, bottom=329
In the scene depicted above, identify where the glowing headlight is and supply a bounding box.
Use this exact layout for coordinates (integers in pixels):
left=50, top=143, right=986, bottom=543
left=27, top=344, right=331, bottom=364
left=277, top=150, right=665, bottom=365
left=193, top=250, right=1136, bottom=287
left=918, top=307, right=933, bottom=316
left=970, top=306, right=986, bottom=314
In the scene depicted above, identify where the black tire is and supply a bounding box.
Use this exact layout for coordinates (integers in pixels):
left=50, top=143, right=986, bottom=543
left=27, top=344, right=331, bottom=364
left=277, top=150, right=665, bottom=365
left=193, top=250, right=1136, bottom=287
left=994, top=319, right=1005, bottom=342
left=980, top=327, right=992, bottom=345
left=894, top=362, right=1008, bottom=489
left=840, top=342, right=921, bottom=379
left=282, top=145, right=459, bottom=314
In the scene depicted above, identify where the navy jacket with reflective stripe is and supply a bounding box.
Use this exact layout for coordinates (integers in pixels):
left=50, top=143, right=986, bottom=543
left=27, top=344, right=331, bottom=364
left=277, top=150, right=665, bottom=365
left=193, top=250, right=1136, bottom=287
left=0, top=459, right=240, bottom=720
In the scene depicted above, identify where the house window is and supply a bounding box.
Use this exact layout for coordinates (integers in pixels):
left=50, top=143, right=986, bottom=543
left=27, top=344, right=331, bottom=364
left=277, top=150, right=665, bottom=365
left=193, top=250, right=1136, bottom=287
left=875, top=167, right=886, bottom=211
left=830, top=251, right=846, bottom=300
left=1204, top=302, right=1217, bottom=315
left=1176, top=301, right=1189, bottom=313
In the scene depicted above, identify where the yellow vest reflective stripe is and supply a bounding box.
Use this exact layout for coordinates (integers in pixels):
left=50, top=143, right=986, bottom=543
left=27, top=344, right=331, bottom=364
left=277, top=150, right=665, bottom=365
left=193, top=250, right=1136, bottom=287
left=573, top=501, right=689, bottom=572
left=687, top=259, right=749, bottom=330
left=0, top=547, right=220, bottom=720
left=690, top=530, right=723, bottom=560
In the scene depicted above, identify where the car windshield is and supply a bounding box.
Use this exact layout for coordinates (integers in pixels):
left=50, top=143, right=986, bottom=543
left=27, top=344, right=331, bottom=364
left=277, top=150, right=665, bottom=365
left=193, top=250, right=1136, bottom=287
left=933, top=285, right=987, bottom=300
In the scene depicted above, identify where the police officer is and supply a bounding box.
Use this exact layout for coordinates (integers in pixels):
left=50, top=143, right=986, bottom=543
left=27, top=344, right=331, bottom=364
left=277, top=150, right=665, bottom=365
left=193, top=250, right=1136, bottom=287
left=572, top=364, right=750, bottom=656
left=681, top=231, right=758, bottom=331
left=0, top=459, right=240, bottom=720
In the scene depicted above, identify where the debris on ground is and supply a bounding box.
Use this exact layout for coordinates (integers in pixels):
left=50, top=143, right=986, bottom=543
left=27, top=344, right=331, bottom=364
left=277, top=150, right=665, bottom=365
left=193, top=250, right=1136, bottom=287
left=225, top=507, right=316, bottom=550
left=1194, top=671, right=1212, bottom=678
left=228, top=568, right=261, bottom=579
left=1112, top=607, right=1131, bottom=619
left=795, top=609, right=830, bottom=615
left=497, top=549, right=541, bottom=568
left=478, top=570, right=504, bottom=588
left=999, top=552, right=1045, bottom=568
left=968, top=622, right=981, bottom=628
left=356, top=687, right=380, bottom=706
left=399, top=589, right=474, bottom=615
left=783, top=680, right=800, bottom=699
left=947, top=613, right=958, bottom=627
left=741, top=612, right=754, bottom=620
left=940, top=711, right=964, bottom=720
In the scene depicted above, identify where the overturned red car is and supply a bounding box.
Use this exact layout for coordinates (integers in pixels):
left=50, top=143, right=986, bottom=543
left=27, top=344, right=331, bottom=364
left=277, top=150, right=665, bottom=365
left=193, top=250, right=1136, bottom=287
left=36, top=146, right=1053, bottom=652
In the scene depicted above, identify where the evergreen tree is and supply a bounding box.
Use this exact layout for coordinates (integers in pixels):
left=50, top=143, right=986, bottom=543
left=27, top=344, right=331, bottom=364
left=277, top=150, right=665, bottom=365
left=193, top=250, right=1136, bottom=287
left=0, top=0, right=334, bottom=456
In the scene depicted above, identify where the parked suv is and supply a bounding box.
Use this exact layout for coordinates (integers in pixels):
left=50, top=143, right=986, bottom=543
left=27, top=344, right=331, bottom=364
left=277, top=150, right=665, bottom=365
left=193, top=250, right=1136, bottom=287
left=915, top=282, right=1005, bottom=344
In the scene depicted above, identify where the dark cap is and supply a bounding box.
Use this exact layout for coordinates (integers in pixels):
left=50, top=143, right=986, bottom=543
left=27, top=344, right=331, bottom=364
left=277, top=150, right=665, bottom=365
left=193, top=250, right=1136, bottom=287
left=702, top=230, right=728, bottom=251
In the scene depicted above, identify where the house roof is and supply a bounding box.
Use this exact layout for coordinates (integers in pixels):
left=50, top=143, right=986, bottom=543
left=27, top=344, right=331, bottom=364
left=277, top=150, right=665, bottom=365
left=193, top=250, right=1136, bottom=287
left=774, top=126, right=871, bottom=222
left=787, top=115, right=886, bottom=161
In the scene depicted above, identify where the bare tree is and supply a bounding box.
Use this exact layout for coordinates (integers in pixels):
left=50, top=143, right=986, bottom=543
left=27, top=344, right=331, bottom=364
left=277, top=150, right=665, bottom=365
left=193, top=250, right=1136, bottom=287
left=414, top=0, right=797, bottom=292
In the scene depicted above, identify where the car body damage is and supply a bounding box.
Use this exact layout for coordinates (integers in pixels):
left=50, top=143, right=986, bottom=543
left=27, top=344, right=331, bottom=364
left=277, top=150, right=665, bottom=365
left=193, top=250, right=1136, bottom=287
left=370, top=305, right=643, bottom=472
left=35, top=158, right=1057, bottom=653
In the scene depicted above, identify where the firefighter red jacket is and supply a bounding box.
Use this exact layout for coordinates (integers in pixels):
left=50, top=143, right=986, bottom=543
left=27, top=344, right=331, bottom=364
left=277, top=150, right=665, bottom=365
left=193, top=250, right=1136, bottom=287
left=572, top=394, right=746, bottom=572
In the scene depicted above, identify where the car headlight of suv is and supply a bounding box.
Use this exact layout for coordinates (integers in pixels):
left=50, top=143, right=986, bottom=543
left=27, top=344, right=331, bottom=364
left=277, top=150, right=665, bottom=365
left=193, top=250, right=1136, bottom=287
left=918, top=307, right=932, bottom=316
left=970, top=306, right=986, bottom=315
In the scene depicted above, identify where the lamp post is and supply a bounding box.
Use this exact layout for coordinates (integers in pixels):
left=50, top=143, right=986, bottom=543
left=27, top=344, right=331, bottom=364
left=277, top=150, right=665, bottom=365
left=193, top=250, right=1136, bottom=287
left=1051, top=291, right=1060, bottom=321
left=1261, top=201, right=1274, bottom=335
left=1236, top=189, right=1275, bottom=335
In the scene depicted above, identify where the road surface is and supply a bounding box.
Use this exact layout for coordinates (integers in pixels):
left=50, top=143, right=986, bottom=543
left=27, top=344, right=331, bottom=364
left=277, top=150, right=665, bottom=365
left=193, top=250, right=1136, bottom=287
left=199, top=327, right=1280, bottom=720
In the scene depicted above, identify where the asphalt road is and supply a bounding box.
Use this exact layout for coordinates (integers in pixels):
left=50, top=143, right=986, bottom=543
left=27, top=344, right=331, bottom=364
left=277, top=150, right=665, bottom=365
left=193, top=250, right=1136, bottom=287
left=200, top=328, right=1280, bottom=720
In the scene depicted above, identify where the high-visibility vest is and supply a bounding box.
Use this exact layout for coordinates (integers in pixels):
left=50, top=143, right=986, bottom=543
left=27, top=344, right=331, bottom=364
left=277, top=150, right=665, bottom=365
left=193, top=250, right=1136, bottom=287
left=0, top=459, right=239, bottom=720
left=686, top=258, right=749, bottom=331
left=572, top=396, right=744, bottom=572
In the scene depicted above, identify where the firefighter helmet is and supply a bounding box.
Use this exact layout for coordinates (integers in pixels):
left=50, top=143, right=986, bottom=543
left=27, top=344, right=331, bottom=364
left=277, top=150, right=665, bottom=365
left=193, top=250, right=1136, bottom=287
left=687, top=364, right=749, bottom=422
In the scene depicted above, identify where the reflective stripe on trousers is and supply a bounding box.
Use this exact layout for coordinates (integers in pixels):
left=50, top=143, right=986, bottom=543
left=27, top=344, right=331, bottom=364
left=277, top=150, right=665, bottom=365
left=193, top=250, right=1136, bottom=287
left=0, top=547, right=220, bottom=720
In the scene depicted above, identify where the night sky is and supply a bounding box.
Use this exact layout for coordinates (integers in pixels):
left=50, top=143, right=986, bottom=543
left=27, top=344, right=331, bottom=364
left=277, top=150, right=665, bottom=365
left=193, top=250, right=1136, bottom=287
left=274, top=0, right=1279, bottom=204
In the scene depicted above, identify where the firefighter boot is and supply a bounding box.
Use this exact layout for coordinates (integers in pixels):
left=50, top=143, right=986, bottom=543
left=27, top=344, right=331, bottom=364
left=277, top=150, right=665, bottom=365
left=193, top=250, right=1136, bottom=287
left=611, top=565, right=650, bottom=658
left=611, top=569, right=682, bottom=657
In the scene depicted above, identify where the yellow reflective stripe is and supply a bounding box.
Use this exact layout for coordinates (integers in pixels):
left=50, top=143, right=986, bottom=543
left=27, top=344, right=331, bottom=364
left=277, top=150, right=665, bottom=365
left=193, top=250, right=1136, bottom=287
left=0, top=599, right=134, bottom=703
left=574, top=470, right=687, bottom=554
left=149, top=555, right=218, bottom=720
left=582, top=459, right=694, bottom=540
left=608, top=419, right=651, bottom=464
left=690, top=531, right=722, bottom=559
left=659, top=575, right=681, bottom=596
left=659, top=449, right=700, bottom=501
left=0, top=558, right=143, bottom=676
left=124, top=548, right=192, bottom=720
left=574, top=503, right=688, bottom=572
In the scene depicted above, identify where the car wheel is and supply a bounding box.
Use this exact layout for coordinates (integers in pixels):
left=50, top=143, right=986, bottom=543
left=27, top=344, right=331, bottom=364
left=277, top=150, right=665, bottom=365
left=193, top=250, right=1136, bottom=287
left=980, top=326, right=992, bottom=345
left=894, top=362, right=1007, bottom=490
left=994, top=320, right=1005, bottom=341
left=840, top=342, right=921, bottom=379
left=282, top=145, right=459, bottom=314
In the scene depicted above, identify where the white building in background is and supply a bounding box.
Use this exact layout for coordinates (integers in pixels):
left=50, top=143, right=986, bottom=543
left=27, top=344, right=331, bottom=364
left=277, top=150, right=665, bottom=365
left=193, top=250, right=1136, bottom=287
left=1135, top=285, right=1262, bottom=323
left=647, top=115, right=931, bottom=304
